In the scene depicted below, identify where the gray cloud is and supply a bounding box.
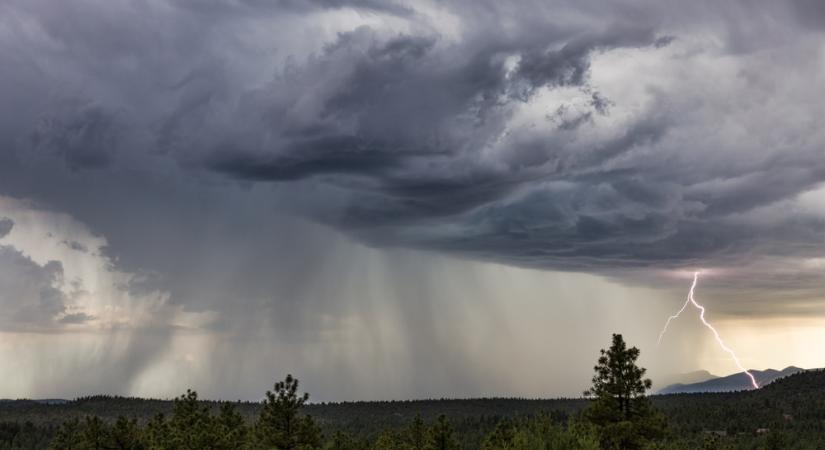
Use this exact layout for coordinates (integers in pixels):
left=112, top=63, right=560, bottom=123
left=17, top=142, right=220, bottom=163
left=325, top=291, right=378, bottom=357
left=0, top=218, right=12, bottom=238
left=0, top=0, right=824, bottom=399
left=59, top=312, right=96, bottom=324
left=0, top=246, right=68, bottom=330
left=789, top=0, right=825, bottom=29
left=61, top=240, right=89, bottom=253
left=29, top=100, right=121, bottom=170
left=169, top=0, right=414, bottom=17
left=0, top=0, right=823, bottom=286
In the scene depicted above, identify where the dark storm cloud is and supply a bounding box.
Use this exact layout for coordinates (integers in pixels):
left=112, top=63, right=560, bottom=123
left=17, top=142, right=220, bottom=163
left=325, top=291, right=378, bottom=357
left=0, top=246, right=73, bottom=330
left=201, top=22, right=665, bottom=231
left=207, top=136, right=428, bottom=182
left=0, top=218, right=12, bottom=238
left=1, top=0, right=825, bottom=401
left=29, top=101, right=121, bottom=170
left=789, top=0, right=825, bottom=29
left=686, top=165, right=825, bottom=218
left=0, top=0, right=823, bottom=302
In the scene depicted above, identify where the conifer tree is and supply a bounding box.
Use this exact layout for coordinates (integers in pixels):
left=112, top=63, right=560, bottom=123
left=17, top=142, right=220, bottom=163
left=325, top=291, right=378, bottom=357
left=327, top=431, right=361, bottom=450
left=216, top=402, right=248, bottom=449
left=80, top=416, right=109, bottom=450
left=49, top=418, right=83, bottom=450
left=430, top=415, right=458, bottom=450
left=109, top=416, right=144, bottom=450
left=407, top=414, right=434, bottom=450
left=583, top=333, right=665, bottom=449
left=482, top=418, right=515, bottom=450
left=144, top=413, right=171, bottom=450
left=255, top=374, right=322, bottom=449
left=169, top=389, right=219, bottom=449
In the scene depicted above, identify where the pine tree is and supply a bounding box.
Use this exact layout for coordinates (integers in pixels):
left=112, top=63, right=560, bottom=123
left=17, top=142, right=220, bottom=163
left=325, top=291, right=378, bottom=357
left=406, top=414, right=433, bottom=450
left=295, top=415, right=323, bottom=449
left=144, top=413, right=171, bottom=450
left=583, top=333, right=666, bottom=449
left=327, top=431, right=361, bottom=450
left=482, top=418, right=515, bottom=450
left=430, top=415, right=458, bottom=450
left=109, top=416, right=144, bottom=450
left=255, top=374, right=322, bottom=449
left=216, top=402, right=249, bottom=449
left=80, top=416, right=109, bottom=450
left=372, top=429, right=406, bottom=450
left=168, top=389, right=218, bottom=450
left=49, top=418, right=83, bottom=450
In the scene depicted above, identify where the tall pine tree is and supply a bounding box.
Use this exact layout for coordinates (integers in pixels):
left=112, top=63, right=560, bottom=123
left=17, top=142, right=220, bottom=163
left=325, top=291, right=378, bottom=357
left=255, top=374, right=322, bottom=449
left=584, top=333, right=665, bottom=449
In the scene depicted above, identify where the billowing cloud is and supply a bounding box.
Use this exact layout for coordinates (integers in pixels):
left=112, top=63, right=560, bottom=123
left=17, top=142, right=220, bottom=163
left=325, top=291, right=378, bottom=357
left=0, top=0, right=822, bottom=278
left=0, top=247, right=68, bottom=329
left=0, top=0, right=824, bottom=399
left=0, top=218, right=12, bottom=238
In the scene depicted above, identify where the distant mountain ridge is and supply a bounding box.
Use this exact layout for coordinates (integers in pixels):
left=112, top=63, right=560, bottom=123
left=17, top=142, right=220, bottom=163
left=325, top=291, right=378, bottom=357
left=655, top=370, right=718, bottom=390
left=658, top=366, right=804, bottom=394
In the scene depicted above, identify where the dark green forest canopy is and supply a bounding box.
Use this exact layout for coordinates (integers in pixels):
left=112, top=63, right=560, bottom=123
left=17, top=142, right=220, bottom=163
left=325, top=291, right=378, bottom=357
left=1, top=369, right=825, bottom=449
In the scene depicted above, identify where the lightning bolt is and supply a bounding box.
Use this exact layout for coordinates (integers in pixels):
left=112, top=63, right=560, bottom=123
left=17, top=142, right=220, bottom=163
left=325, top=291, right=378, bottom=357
left=658, top=271, right=759, bottom=390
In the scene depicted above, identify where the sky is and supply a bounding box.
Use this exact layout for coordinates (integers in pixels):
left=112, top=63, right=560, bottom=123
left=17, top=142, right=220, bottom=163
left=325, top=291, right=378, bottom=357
left=1, top=0, right=825, bottom=401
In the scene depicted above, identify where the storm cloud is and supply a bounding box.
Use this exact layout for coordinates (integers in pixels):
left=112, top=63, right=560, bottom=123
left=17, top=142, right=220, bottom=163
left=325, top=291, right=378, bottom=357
left=0, top=0, right=824, bottom=399
left=1, top=0, right=823, bottom=277
left=0, top=218, right=12, bottom=238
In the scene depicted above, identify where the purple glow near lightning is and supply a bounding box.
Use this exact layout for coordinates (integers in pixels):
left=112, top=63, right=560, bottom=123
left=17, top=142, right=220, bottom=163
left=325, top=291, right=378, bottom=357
left=658, top=271, right=760, bottom=390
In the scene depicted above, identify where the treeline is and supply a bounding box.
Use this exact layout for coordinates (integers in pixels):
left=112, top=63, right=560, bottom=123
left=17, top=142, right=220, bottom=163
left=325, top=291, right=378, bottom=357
left=3, top=400, right=599, bottom=450
left=45, top=375, right=323, bottom=450
left=1, top=335, right=824, bottom=449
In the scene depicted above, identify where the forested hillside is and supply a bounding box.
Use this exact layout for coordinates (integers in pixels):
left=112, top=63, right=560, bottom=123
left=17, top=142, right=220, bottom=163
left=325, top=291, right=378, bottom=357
left=1, top=340, right=823, bottom=449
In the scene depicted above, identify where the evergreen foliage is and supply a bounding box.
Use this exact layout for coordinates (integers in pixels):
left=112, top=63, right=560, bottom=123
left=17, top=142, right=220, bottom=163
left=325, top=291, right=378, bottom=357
left=255, top=374, right=322, bottom=449
left=1, top=340, right=824, bottom=449
left=430, top=415, right=459, bottom=450
left=583, top=333, right=666, bottom=449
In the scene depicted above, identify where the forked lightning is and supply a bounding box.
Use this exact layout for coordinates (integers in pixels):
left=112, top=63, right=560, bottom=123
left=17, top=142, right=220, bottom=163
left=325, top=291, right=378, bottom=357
left=657, top=272, right=759, bottom=389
